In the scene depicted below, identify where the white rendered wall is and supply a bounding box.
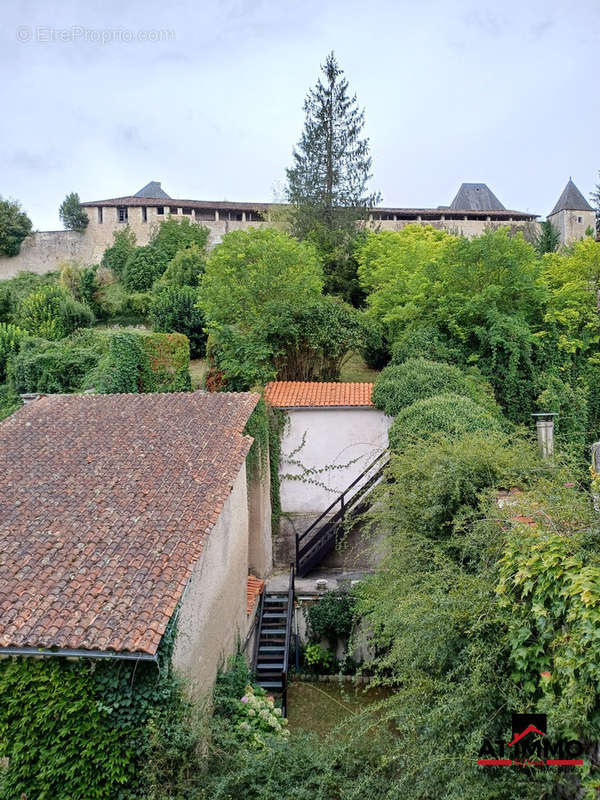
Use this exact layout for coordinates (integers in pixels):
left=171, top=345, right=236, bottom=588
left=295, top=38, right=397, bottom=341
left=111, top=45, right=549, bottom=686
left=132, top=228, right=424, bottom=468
left=279, top=407, right=391, bottom=515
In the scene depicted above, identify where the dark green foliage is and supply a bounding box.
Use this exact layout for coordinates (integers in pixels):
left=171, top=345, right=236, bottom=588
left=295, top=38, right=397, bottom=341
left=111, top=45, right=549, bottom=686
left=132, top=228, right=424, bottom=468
left=142, top=332, right=192, bottom=392
left=535, top=219, right=560, bottom=254
left=390, top=323, right=460, bottom=364
left=150, top=285, right=206, bottom=357
left=244, top=397, right=270, bottom=483
left=155, top=242, right=206, bottom=288
left=360, top=318, right=390, bottom=369
left=59, top=191, right=89, bottom=231
left=372, top=358, right=497, bottom=418
left=0, top=384, right=21, bottom=421
left=18, top=285, right=94, bottom=340
left=0, top=322, right=25, bottom=382
left=0, top=197, right=32, bottom=256
left=8, top=335, right=102, bottom=394
left=0, top=615, right=186, bottom=800
left=123, top=245, right=166, bottom=291
left=286, top=53, right=379, bottom=304
left=269, top=297, right=363, bottom=381
left=0, top=271, right=59, bottom=323
left=536, top=372, right=589, bottom=457
left=93, top=331, right=155, bottom=393
left=268, top=406, right=285, bottom=532
left=149, top=217, right=210, bottom=264
left=304, top=589, right=357, bottom=643
left=79, top=266, right=99, bottom=307
left=101, top=226, right=136, bottom=277
left=388, top=393, right=503, bottom=451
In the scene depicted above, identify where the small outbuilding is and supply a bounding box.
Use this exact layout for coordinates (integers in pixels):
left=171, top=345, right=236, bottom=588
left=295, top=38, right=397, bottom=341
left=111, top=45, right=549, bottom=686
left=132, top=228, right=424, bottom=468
left=0, top=391, right=272, bottom=696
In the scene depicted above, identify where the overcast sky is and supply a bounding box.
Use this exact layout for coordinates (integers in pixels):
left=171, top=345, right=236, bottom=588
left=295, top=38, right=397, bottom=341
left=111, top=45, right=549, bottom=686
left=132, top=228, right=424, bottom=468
left=2, top=0, right=598, bottom=230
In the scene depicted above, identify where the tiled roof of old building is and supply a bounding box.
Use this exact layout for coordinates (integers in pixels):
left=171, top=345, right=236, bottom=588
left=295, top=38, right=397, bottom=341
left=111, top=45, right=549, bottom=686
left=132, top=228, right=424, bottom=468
left=134, top=181, right=171, bottom=199
left=247, top=575, right=265, bottom=615
left=0, top=391, right=259, bottom=657
left=264, top=381, right=374, bottom=408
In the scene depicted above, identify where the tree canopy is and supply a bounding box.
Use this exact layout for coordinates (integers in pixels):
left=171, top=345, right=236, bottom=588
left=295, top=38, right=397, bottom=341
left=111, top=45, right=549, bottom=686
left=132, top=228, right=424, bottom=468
left=59, top=192, right=89, bottom=232
left=0, top=197, right=32, bottom=257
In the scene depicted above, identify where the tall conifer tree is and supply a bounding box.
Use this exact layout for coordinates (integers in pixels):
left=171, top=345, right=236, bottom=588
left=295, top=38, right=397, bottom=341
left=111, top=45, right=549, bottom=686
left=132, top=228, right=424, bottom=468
left=286, top=52, right=379, bottom=304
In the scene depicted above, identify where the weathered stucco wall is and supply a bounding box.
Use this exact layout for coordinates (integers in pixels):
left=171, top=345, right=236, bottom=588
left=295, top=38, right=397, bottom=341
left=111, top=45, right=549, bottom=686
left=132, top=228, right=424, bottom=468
left=172, top=465, right=249, bottom=699
left=247, top=451, right=273, bottom=578
left=279, top=407, right=391, bottom=515
left=548, top=209, right=596, bottom=246
left=0, top=230, right=91, bottom=278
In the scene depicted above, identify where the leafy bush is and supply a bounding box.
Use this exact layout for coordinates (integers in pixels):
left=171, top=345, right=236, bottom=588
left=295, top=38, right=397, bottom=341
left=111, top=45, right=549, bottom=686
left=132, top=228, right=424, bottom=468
left=8, top=335, right=103, bottom=394
left=303, top=643, right=335, bottom=673
left=304, top=590, right=357, bottom=643
left=93, top=331, right=154, bottom=393
left=18, top=285, right=94, bottom=340
left=123, top=245, right=166, bottom=291
left=150, top=286, right=206, bottom=357
left=0, top=271, right=59, bottom=323
left=0, top=322, right=25, bottom=382
left=150, top=217, right=210, bottom=264
left=0, top=383, right=21, bottom=421
left=372, top=358, right=497, bottom=417
left=390, top=323, right=460, bottom=364
left=360, top=317, right=390, bottom=369
left=157, top=242, right=206, bottom=287
left=101, top=225, right=136, bottom=277
left=142, top=332, right=192, bottom=392
left=269, top=297, right=363, bottom=381
left=0, top=196, right=32, bottom=256
left=198, top=227, right=323, bottom=389
left=388, top=393, right=503, bottom=451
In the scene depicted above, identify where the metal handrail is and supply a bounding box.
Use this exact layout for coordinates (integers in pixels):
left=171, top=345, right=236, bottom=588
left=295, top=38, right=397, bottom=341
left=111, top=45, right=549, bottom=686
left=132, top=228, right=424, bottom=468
left=296, top=450, right=388, bottom=548
left=281, top=562, right=294, bottom=717
left=250, top=590, right=265, bottom=672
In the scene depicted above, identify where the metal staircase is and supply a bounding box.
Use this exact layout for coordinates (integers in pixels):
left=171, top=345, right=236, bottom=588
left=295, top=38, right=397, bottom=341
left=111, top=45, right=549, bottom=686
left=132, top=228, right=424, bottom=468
left=253, top=563, right=294, bottom=716
left=295, top=450, right=389, bottom=578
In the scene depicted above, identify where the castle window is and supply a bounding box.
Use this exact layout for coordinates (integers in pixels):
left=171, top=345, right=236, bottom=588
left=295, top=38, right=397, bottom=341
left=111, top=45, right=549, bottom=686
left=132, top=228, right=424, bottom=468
left=578, top=216, right=583, bottom=223
left=118, top=206, right=128, bottom=223
left=142, top=207, right=147, bottom=223
left=97, top=207, right=103, bottom=224
left=170, top=207, right=178, bottom=214
left=182, top=207, right=192, bottom=215
left=157, top=206, right=164, bottom=215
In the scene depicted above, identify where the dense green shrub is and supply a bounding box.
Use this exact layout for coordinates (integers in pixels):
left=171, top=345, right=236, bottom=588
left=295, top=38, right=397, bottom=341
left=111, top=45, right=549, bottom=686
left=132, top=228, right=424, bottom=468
left=101, top=226, right=136, bottom=277
left=360, top=317, right=390, bottom=369
left=390, top=323, right=460, bottom=364
left=0, top=271, right=59, bottom=324
left=304, top=589, right=357, bottom=643
left=0, top=322, right=25, bottom=382
left=93, top=331, right=154, bottom=393
left=269, top=297, right=363, bottom=381
left=157, top=241, right=206, bottom=287
left=150, top=217, right=210, bottom=264
left=142, top=332, right=192, bottom=392
left=18, top=285, right=94, bottom=340
left=123, top=245, right=166, bottom=291
left=59, top=191, right=88, bottom=231
left=372, top=358, right=497, bottom=417
left=0, top=197, right=32, bottom=256
left=8, top=336, right=103, bottom=394
left=0, top=383, right=21, bottom=421
left=150, top=285, right=207, bottom=357
left=388, top=393, right=503, bottom=451
left=0, top=616, right=188, bottom=800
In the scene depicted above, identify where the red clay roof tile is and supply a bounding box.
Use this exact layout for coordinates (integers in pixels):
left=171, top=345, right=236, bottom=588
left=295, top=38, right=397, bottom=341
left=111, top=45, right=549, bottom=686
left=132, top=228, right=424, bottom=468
left=0, top=391, right=259, bottom=656
left=264, top=381, right=374, bottom=408
left=247, top=575, right=265, bottom=615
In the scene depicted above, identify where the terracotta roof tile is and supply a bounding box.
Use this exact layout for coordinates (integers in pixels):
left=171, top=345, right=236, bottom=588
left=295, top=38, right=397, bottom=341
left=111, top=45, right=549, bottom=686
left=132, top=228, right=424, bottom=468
left=247, top=575, right=265, bottom=615
left=264, top=381, right=374, bottom=408
left=0, top=391, right=259, bottom=656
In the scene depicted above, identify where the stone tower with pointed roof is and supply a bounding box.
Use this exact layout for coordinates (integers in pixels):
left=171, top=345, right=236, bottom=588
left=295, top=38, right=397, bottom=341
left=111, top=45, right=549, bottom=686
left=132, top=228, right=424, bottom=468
left=548, top=178, right=595, bottom=246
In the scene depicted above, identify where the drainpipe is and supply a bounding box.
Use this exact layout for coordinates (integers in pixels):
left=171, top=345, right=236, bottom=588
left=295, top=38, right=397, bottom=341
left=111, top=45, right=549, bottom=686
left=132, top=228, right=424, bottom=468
left=532, top=413, right=557, bottom=458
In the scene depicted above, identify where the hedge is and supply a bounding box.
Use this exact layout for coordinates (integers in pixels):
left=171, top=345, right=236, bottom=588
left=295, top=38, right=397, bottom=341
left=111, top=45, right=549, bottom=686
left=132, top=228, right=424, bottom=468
left=388, top=392, right=503, bottom=451
left=372, top=358, right=497, bottom=417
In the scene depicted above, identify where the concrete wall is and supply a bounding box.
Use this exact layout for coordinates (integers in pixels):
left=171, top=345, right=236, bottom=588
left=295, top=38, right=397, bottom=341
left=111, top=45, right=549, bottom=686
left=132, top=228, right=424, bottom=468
left=548, top=209, right=596, bottom=246
left=172, top=465, right=250, bottom=699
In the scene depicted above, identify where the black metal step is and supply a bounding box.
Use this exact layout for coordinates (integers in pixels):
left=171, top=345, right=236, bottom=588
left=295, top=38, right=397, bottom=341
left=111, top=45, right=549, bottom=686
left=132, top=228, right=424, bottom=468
left=260, top=628, right=286, bottom=635
left=257, top=681, right=283, bottom=689
left=256, top=662, right=285, bottom=670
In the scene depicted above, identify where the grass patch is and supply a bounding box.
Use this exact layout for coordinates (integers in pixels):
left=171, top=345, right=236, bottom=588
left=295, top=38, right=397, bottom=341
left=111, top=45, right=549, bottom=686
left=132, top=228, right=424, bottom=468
left=189, top=358, right=208, bottom=389
left=339, top=351, right=380, bottom=382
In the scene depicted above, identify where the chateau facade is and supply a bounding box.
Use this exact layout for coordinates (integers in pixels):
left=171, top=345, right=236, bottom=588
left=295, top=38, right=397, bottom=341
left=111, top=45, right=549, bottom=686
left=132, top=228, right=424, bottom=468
left=0, top=179, right=594, bottom=279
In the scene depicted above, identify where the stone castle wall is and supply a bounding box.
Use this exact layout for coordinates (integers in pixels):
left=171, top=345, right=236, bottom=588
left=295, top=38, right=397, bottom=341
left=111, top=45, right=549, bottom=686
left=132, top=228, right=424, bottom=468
left=548, top=208, right=596, bottom=246
left=0, top=207, right=543, bottom=280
